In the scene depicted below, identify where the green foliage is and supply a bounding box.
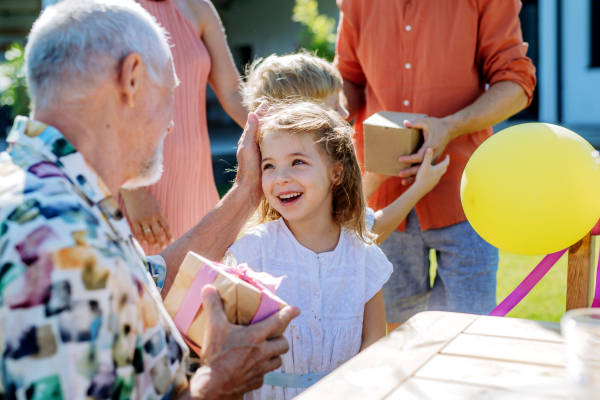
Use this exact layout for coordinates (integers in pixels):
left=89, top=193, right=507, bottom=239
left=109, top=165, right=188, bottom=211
left=0, top=43, right=30, bottom=120
left=292, top=0, right=336, bottom=61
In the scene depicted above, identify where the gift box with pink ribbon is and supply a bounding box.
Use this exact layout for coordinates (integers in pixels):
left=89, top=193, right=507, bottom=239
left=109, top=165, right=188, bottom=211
left=163, top=252, right=288, bottom=354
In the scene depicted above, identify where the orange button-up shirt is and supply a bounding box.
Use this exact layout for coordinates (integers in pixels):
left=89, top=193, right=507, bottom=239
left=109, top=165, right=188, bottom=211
left=335, top=0, right=536, bottom=231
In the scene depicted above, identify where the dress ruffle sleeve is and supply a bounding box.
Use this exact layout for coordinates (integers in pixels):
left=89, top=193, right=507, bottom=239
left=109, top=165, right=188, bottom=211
left=364, top=245, right=393, bottom=303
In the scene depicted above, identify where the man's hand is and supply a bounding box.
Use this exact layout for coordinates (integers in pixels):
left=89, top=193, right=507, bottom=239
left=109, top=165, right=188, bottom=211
left=397, top=116, right=455, bottom=186
left=235, top=101, right=270, bottom=206
left=189, top=285, right=300, bottom=400
left=120, top=187, right=173, bottom=248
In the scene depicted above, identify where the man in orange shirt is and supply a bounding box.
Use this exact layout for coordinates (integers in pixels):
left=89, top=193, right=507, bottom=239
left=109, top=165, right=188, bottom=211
left=335, top=0, right=536, bottom=329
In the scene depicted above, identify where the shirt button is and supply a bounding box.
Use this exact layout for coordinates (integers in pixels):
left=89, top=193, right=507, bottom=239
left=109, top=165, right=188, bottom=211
left=315, top=292, right=320, bottom=298
left=404, top=100, right=410, bottom=106
left=405, top=63, right=411, bottom=69
left=405, top=25, right=411, bottom=31
left=313, top=368, right=318, bottom=373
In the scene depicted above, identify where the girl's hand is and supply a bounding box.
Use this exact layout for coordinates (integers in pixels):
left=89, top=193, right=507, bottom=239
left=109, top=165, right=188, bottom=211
left=412, top=148, right=450, bottom=196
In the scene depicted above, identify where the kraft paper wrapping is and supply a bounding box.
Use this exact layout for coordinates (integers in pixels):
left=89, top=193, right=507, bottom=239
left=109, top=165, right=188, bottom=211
left=163, top=252, right=287, bottom=353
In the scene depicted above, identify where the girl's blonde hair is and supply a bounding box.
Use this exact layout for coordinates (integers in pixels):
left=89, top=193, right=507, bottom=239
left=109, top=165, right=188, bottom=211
left=258, top=100, right=375, bottom=244
left=242, top=51, right=343, bottom=111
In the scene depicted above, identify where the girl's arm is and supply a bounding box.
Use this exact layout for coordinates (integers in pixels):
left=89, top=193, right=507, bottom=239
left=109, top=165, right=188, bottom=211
left=362, top=172, right=389, bottom=200
left=192, top=0, right=248, bottom=128
left=360, top=290, right=387, bottom=351
left=372, top=149, right=449, bottom=245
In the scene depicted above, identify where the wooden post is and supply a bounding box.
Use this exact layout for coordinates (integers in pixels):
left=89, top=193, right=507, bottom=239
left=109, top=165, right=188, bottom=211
left=567, top=232, right=591, bottom=310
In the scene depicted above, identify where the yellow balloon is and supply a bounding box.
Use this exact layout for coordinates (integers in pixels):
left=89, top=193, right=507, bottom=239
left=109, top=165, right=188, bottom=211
left=461, top=123, right=600, bottom=256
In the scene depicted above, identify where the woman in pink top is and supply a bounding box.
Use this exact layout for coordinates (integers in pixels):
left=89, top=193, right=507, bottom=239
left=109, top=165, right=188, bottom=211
left=120, top=0, right=248, bottom=255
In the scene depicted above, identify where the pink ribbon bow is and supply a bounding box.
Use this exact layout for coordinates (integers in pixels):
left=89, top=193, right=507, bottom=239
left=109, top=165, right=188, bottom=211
left=222, top=263, right=284, bottom=295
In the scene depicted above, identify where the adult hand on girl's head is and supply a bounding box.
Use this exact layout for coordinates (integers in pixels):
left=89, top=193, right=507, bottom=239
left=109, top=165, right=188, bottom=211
left=235, top=101, right=270, bottom=207
left=190, top=285, right=300, bottom=399
left=411, top=148, right=450, bottom=194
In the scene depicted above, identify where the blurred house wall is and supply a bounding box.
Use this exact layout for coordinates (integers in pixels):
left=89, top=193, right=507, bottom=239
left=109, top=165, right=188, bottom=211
left=539, top=0, right=600, bottom=125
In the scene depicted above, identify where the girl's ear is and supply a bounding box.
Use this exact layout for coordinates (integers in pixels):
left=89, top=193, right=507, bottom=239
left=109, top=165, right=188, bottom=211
left=331, top=163, right=344, bottom=186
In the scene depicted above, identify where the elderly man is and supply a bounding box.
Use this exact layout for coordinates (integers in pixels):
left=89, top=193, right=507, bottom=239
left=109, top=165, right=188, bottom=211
left=335, top=0, right=537, bottom=330
left=0, top=0, right=298, bottom=399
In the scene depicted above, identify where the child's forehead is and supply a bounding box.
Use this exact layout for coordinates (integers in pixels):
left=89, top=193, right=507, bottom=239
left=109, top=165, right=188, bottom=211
left=261, top=130, right=314, bottom=148
left=260, top=130, right=322, bottom=156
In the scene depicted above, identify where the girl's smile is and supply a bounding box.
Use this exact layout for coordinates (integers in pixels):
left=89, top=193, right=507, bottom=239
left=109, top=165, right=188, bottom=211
left=276, top=191, right=303, bottom=205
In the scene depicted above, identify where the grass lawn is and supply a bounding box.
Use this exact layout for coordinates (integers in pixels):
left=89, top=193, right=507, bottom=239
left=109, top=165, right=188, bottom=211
left=432, top=240, right=599, bottom=323
left=495, top=250, right=567, bottom=322
left=430, top=250, right=567, bottom=322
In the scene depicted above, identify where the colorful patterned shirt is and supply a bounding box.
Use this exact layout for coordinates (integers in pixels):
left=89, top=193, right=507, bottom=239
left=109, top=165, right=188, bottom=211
left=0, top=117, right=189, bottom=399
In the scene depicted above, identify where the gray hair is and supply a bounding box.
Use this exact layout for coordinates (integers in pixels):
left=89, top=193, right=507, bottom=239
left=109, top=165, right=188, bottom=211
left=25, top=0, right=173, bottom=110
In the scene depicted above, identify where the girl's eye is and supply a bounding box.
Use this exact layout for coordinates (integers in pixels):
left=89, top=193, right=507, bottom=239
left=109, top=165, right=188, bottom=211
left=263, top=163, right=274, bottom=171
left=292, top=159, right=306, bottom=166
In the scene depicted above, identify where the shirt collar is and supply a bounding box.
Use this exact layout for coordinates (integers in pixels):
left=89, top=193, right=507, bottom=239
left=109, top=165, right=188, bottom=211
left=7, top=116, right=123, bottom=220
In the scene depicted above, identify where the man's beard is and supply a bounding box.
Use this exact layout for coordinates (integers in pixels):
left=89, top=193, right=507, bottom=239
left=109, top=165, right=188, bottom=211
left=122, top=140, right=165, bottom=189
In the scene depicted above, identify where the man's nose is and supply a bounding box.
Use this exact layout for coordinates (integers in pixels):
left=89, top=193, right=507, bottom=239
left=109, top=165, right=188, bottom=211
left=167, top=121, right=175, bottom=135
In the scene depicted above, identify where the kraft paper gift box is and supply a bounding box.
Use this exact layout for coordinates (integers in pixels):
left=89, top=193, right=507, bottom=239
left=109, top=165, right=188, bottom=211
left=163, top=252, right=288, bottom=354
left=363, top=111, right=428, bottom=176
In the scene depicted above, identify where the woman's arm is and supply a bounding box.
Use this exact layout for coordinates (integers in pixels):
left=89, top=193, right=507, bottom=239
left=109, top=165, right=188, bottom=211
left=190, top=0, right=247, bottom=127
left=360, top=290, right=386, bottom=352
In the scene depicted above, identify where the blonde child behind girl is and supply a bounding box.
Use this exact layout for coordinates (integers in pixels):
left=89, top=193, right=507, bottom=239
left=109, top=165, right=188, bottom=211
left=225, top=101, right=391, bottom=399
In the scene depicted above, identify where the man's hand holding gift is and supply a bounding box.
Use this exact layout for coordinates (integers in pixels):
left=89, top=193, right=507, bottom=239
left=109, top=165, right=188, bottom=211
left=398, top=116, right=455, bottom=186
left=189, top=285, right=299, bottom=400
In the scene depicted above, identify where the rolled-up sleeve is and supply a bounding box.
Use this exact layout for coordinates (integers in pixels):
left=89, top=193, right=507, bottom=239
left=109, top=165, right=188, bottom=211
left=334, top=0, right=367, bottom=86
left=476, top=0, right=537, bottom=105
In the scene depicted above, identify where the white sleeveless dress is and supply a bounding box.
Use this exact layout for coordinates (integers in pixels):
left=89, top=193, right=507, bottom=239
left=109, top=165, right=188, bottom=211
left=225, top=219, right=392, bottom=400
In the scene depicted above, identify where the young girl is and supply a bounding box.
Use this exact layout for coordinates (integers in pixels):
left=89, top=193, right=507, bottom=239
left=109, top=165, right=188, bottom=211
left=224, top=101, right=390, bottom=399
left=225, top=100, right=448, bottom=399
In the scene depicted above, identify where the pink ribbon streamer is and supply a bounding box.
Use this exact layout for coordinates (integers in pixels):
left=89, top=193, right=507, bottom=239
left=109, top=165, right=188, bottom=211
left=491, top=219, right=600, bottom=317
left=172, top=261, right=284, bottom=339
left=592, top=247, right=600, bottom=308
left=489, top=249, right=568, bottom=317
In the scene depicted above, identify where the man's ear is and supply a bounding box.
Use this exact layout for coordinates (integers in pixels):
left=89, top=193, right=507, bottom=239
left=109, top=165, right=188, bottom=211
left=119, top=53, right=144, bottom=108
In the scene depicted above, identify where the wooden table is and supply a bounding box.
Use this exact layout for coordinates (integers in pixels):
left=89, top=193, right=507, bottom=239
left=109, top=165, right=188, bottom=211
left=297, top=311, right=570, bottom=399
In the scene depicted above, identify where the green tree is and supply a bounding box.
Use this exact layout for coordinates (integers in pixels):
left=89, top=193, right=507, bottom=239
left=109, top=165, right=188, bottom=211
left=292, top=0, right=336, bottom=61
left=0, top=43, right=30, bottom=120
